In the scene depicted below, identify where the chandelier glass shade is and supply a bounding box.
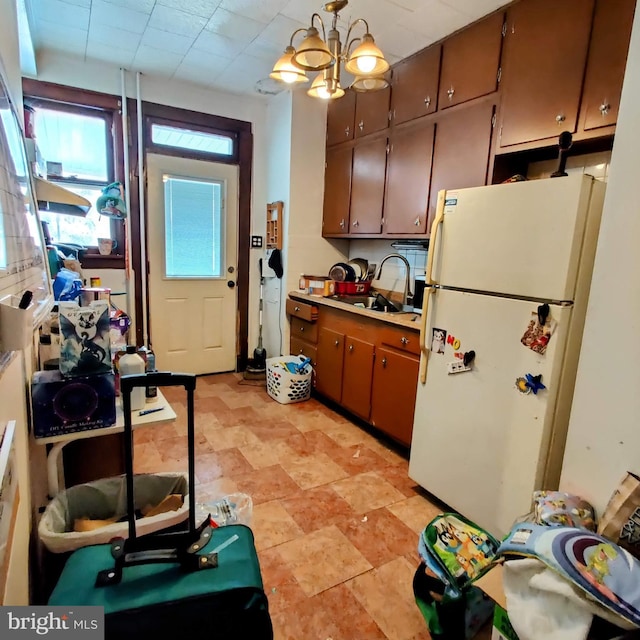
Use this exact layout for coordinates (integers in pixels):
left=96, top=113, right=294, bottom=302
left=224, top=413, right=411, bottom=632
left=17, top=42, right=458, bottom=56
left=270, top=0, right=389, bottom=100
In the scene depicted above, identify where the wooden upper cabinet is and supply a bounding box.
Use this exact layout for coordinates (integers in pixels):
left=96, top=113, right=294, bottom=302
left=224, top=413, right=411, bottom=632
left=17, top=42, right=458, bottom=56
left=580, top=0, right=636, bottom=131
left=498, top=0, right=595, bottom=148
left=428, top=101, right=495, bottom=232
left=326, top=89, right=356, bottom=146
left=350, top=136, right=387, bottom=235
left=390, top=45, right=441, bottom=124
left=354, top=86, right=391, bottom=138
left=383, top=122, right=435, bottom=235
left=322, top=146, right=352, bottom=236
left=439, top=11, right=504, bottom=110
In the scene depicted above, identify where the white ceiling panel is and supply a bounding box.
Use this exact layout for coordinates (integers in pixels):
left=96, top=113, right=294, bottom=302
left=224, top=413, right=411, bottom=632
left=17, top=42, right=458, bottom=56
left=158, top=0, right=222, bottom=19
left=36, top=0, right=90, bottom=30
left=99, top=0, right=155, bottom=12
left=88, top=23, right=141, bottom=51
left=28, top=0, right=509, bottom=99
left=141, top=27, right=195, bottom=55
left=90, top=0, right=150, bottom=34
left=148, top=4, right=208, bottom=37
left=219, top=0, right=289, bottom=25
left=206, top=8, right=265, bottom=42
left=133, top=44, right=184, bottom=75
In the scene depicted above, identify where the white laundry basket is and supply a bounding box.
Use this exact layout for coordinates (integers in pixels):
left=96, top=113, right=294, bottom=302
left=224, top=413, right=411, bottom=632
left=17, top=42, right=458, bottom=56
left=266, top=356, right=312, bottom=404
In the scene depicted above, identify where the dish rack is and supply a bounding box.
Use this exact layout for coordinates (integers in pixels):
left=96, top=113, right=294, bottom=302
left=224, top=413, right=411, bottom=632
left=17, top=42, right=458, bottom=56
left=333, top=281, right=372, bottom=295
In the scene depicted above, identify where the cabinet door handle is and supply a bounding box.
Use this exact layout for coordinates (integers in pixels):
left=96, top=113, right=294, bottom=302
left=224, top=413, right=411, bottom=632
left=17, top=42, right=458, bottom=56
left=339, top=218, right=345, bottom=229
left=358, top=120, right=364, bottom=131
left=555, top=114, right=566, bottom=124
left=352, top=220, right=359, bottom=227
left=447, top=87, right=455, bottom=101
left=349, top=344, right=354, bottom=352
left=294, top=306, right=300, bottom=312
left=382, top=357, right=387, bottom=368
left=401, top=336, right=409, bottom=345
left=599, top=102, right=611, bottom=116
left=334, top=340, right=340, bottom=347
left=424, top=96, right=431, bottom=108
left=345, top=126, right=350, bottom=137
left=414, top=217, right=421, bottom=226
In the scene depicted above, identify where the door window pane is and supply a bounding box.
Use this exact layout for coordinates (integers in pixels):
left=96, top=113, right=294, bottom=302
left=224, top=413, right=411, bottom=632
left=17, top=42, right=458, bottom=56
left=152, top=124, right=233, bottom=156
left=164, top=176, right=224, bottom=278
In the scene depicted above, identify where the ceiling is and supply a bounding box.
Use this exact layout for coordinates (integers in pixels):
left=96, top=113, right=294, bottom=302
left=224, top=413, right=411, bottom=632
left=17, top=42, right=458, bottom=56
left=25, top=0, right=510, bottom=98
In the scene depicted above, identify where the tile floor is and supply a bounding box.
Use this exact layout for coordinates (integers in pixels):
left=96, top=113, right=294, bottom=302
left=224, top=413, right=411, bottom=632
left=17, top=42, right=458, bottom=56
left=133, top=373, right=485, bottom=640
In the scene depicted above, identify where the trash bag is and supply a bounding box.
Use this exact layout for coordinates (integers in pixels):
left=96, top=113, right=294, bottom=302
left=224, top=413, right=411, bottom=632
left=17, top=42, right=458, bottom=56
left=39, top=473, right=189, bottom=554
left=195, top=493, right=253, bottom=527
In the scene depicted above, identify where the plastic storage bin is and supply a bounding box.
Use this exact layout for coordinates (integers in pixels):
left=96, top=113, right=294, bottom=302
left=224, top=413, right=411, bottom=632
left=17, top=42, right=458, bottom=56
left=266, top=355, right=312, bottom=404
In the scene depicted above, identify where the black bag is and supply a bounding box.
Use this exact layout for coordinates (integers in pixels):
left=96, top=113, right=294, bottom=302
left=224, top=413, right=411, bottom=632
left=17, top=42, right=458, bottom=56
left=49, top=371, right=273, bottom=639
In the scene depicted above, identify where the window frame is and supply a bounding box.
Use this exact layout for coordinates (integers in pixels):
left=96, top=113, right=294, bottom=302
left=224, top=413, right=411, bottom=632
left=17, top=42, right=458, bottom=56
left=22, top=79, right=126, bottom=269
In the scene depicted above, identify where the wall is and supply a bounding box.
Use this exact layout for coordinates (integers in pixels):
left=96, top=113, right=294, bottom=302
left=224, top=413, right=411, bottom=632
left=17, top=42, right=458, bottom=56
left=559, top=7, right=640, bottom=515
left=263, top=89, right=348, bottom=356
left=0, top=0, right=22, bottom=114
left=28, top=51, right=269, bottom=358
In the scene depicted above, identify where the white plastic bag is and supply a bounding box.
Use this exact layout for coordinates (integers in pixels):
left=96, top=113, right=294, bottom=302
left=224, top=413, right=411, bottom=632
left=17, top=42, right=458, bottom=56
left=195, top=493, right=253, bottom=527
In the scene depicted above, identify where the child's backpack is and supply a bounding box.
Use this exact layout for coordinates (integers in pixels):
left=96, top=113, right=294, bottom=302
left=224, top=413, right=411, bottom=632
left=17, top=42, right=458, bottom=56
left=413, top=512, right=500, bottom=639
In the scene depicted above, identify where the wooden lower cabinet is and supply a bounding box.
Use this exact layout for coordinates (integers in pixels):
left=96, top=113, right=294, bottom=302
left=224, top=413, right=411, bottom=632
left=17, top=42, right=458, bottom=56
left=370, top=347, right=419, bottom=447
left=315, top=327, right=345, bottom=404
left=303, top=302, right=420, bottom=447
left=342, top=335, right=375, bottom=420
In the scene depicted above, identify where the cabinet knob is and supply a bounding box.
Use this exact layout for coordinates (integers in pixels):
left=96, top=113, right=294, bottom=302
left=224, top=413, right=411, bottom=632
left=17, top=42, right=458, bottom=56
left=382, top=357, right=387, bottom=368
left=349, top=344, right=354, bottom=352
left=447, top=87, right=455, bottom=101
left=414, top=217, right=421, bottom=226
left=424, top=96, right=431, bottom=108
left=294, top=306, right=300, bottom=312
left=345, top=126, right=350, bottom=137
left=334, top=340, right=340, bottom=347
left=555, top=114, right=566, bottom=124
left=401, top=336, right=409, bottom=345
left=599, top=102, right=611, bottom=116
left=352, top=220, right=359, bottom=227
left=300, top=326, right=304, bottom=332
left=358, top=120, right=364, bottom=131
left=339, top=218, right=345, bottom=229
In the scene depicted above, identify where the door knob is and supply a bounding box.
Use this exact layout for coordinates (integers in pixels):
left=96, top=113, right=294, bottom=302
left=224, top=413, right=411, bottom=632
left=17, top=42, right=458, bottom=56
left=227, top=281, right=235, bottom=288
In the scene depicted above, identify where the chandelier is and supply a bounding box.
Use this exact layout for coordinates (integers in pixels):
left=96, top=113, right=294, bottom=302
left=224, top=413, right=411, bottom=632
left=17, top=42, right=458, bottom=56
left=269, top=0, right=390, bottom=100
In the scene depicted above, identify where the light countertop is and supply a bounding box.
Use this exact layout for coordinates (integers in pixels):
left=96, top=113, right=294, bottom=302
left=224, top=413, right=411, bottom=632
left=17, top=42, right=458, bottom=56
left=289, top=291, right=422, bottom=330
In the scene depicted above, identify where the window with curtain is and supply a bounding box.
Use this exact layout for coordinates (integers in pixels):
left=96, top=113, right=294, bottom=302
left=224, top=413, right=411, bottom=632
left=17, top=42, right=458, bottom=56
left=163, top=175, right=224, bottom=278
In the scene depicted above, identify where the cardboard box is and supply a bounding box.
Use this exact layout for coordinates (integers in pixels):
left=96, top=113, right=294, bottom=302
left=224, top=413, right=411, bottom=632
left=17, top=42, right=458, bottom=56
left=298, top=275, right=335, bottom=297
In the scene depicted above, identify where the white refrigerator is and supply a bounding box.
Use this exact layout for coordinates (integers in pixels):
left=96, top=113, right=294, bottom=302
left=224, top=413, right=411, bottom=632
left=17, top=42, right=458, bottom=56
left=408, top=174, right=606, bottom=537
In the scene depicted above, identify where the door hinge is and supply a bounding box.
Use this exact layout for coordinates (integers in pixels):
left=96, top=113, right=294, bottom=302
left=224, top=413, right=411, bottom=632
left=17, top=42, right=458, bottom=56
left=502, top=21, right=507, bottom=37
left=497, top=67, right=502, bottom=84
left=491, top=113, right=497, bottom=128
left=388, top=110, right=392, bottom=122
left=386, top=143, right=390, bottom=154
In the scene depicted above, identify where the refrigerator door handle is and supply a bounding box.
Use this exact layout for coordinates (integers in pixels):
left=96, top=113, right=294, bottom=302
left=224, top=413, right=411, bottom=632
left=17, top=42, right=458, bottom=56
left=419, top=286, right=436, bottom=384
left=426, top=190, right=446, bottom=286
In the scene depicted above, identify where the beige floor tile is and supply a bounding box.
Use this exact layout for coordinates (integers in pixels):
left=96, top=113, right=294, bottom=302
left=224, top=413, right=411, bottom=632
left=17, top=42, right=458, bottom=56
left=386, top=495, right=443, bottom=534
left=331, top=472, right=406, bottom=514
left=325, top=423, right=377, bottom=447
left=364, top=439, right=409, bottom=466
left=239, top=441, right=282, bottom=469
left=346, top=557, right=429, bottom=640
left=252, top=500, right=305, bottom=551
left=205, top=425, right=262, bottom=451
left=195, top=477, right=239, bottom=503
left=279, top=452, right=350, bottom=490
left=276, top=525, right=372, bottom=597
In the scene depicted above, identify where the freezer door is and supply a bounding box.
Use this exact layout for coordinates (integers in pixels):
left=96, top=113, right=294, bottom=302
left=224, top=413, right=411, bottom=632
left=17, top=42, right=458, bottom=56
left=409, top=288, right=574, bottom=537
left=429, top=175, right=604, bottom=301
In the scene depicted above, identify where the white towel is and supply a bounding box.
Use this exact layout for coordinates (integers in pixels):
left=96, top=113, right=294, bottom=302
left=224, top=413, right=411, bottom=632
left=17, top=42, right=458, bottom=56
left=503, top=559, right=633, bottom=640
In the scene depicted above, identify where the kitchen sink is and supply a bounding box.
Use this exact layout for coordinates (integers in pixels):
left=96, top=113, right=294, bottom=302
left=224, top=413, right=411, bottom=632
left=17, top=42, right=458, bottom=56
left=332, top=294, right=414, bottom=314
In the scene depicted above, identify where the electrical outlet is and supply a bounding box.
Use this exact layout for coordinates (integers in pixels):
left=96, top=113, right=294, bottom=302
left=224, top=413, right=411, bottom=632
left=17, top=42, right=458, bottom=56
left=447, top=361, right=472, bottom=375
left=251, top=235, right=263, bottom=248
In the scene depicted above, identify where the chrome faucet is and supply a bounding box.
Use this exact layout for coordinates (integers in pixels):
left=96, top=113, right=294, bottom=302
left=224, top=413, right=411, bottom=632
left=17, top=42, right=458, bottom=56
left=374, top=253, right=413, bottom=308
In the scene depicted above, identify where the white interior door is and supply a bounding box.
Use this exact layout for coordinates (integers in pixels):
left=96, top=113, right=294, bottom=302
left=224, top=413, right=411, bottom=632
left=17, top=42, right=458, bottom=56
left=409, top=288, right=573, bottom=536
left=147, top=153, right=238, bottom=375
